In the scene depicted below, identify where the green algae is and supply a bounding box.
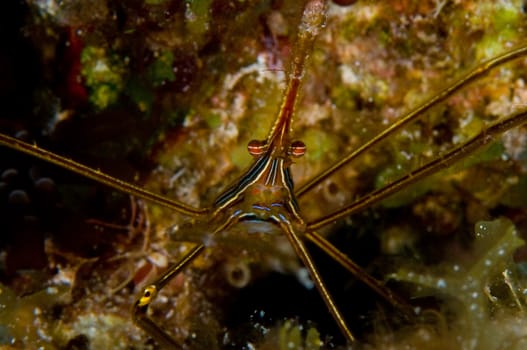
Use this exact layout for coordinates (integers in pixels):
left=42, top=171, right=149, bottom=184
left=301, top=128, right=338, bottom=163
left=185, top=0, right=213, bottom=46
left=390, top=218, right=526, bottom=349
left=147, top=50, right=176, bottom=87
left=0, top=283, right=70, bottom=349
left=469, top=1, right=524, bottom=61
left=3, top=0, right=527, bottom=349
left=125, top=78, right=154, bottom=113
left=500, top=174, right=527, bottom=208
left=80, top=46, right=126, bottom=109
left=144, top=0, right=168, bottom=4
left=374, top=163, right=433, bottom=208
left=277, top=320, right=322, bottom=350
left=205, top=112, right=222, bottom=129
left=58, top=313, right=139, bottom=350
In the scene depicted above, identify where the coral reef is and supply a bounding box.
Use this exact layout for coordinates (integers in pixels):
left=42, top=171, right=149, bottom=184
left=0, top=0, right=527, bottom=349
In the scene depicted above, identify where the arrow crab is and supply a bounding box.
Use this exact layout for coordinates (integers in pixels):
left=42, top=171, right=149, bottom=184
left=1, top=0, right=527, bottom=349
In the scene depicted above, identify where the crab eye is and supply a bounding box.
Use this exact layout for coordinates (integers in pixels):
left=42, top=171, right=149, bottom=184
left=247, top=139, right=266, bottom=156
left=289, top=140, right=306, bottom=158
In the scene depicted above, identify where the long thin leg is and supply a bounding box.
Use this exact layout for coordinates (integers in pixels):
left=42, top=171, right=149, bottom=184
left=0, top=133, right=207, bottom=216
left=307, top=108, right=527, bottom=230
left=296, top=45, right=527, bottom=198
left=305, top=231, right=413, bottom=315
left=278, top=219, right=355, bottom=344
left=132, top=243, right=205, bottom=349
